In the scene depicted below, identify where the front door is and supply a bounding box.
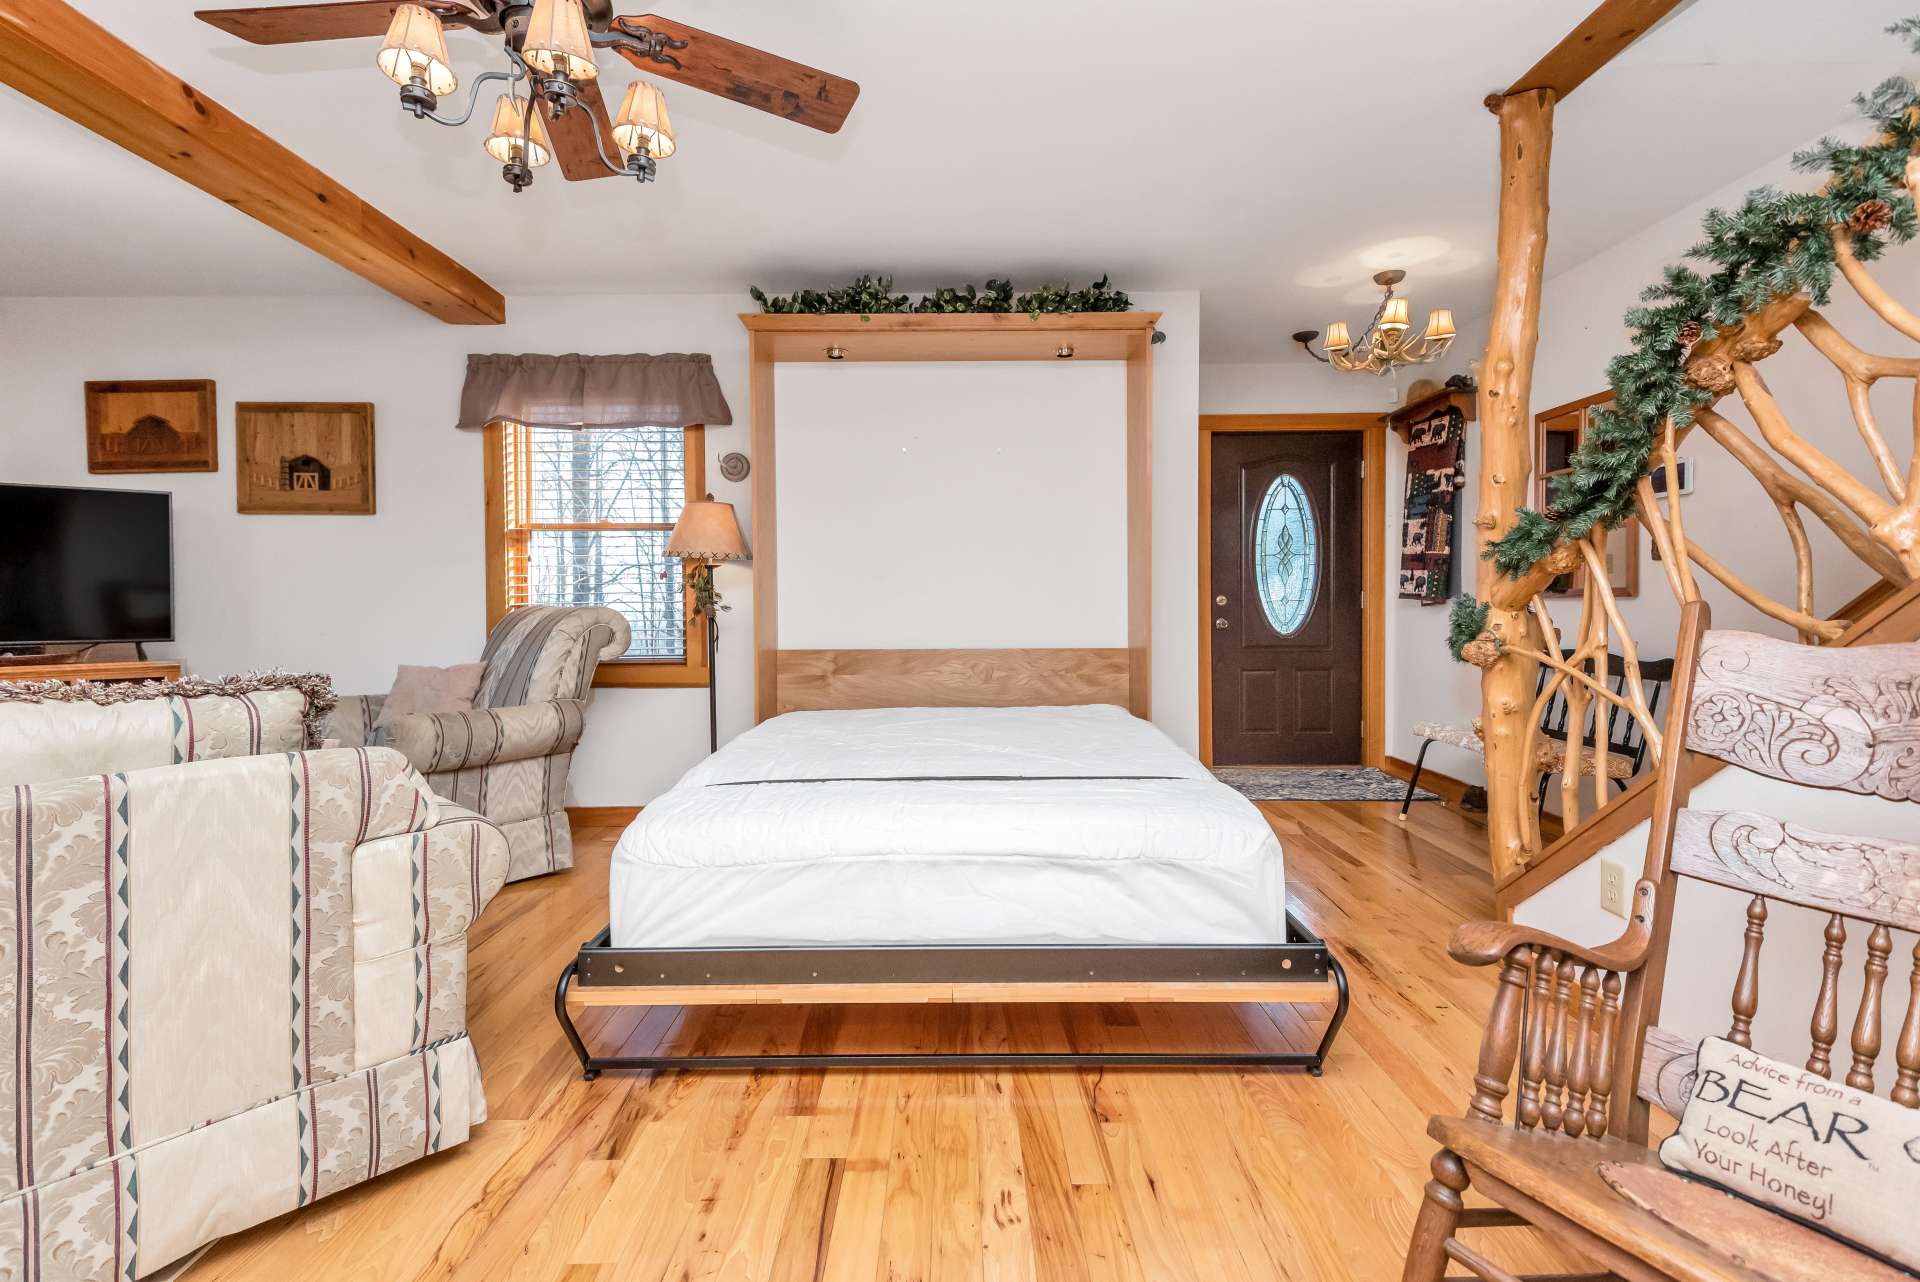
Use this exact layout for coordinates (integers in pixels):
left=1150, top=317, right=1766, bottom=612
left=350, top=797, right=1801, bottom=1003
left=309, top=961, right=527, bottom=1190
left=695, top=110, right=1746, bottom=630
left=1210, top=431, right=1364, bottom=764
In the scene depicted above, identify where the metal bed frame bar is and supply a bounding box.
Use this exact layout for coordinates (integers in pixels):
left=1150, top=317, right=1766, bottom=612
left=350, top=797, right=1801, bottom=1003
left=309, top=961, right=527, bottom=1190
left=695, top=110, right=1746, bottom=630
left=554, top=911, right=1351, bottom=1076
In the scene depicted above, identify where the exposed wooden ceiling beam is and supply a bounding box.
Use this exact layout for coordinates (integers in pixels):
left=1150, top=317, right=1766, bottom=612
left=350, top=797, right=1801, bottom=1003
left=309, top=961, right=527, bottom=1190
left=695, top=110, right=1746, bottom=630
left=1503, top=0, right=1692, bottom=103
left=0, top=0, right=505, bottom=325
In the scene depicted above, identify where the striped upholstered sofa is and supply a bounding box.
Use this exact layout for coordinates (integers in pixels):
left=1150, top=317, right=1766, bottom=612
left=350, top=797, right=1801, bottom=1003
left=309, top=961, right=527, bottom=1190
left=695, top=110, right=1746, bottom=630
left=327, top=605, right=631, bottom=883
left=0, top=673, right=509, bottom=1280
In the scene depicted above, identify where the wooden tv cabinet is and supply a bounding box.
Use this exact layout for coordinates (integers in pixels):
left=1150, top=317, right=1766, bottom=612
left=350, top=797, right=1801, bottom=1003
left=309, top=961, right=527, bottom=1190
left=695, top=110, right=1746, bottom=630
left=0, top=659, right=182, bottom=684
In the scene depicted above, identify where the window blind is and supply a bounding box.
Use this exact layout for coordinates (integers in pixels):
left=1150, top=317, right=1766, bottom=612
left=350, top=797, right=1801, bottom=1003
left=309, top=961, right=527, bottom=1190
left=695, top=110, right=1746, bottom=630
left=498, top=423, right=688, bottom=660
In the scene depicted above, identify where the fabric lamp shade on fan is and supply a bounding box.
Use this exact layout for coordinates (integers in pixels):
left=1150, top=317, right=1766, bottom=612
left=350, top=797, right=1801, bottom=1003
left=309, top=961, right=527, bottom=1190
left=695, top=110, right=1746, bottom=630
left=665, top=499, right=748, bottom=562
left=614, top=81, right=676, bottom=160
left=484, top=94, right=554, bottom=166
left=524, top=0, right=599, bottom=81
left=377, top=3, right=457, bottom=97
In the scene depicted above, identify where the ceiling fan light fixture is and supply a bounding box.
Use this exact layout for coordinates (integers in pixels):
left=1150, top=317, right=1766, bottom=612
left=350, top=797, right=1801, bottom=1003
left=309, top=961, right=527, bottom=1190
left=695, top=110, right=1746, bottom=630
left=524, top=0, right=599, bottom=82
left=613, top=80, right=675, bottom=159
left=484, top=93, right=555, bottom=167
left=376, top=3, right=457, bottom=98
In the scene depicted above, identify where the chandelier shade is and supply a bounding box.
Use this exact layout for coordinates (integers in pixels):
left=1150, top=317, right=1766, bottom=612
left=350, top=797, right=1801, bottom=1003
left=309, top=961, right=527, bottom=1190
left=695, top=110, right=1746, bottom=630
left=484, top=93, right=554, bottom=167
left=1294, top=270, right=1455, bottom=376
left=523, top=0, right=599, bottom=81
left=613, top=80, right=676, bottom=159
left=376, top=3, right=457, bottom=98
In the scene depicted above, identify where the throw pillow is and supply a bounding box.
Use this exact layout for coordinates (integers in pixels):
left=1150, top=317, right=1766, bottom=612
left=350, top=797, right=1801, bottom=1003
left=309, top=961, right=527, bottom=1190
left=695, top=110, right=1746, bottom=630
left=1659, top=1036, right=1920, bottom=1274
left=376, top=663, right=486, bottom=730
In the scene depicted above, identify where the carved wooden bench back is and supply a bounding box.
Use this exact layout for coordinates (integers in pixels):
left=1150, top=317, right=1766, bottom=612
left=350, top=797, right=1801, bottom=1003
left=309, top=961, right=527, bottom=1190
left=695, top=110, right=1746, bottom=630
left=1474, top=612, right=1920, bottom=1145
left=1632, top=626, right=1920, bottom=1120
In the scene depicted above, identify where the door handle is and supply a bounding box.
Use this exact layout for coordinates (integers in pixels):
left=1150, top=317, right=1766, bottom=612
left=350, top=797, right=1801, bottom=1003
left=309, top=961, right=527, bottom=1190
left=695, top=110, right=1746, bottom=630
left=1215, top=618, right=1229, bottom=630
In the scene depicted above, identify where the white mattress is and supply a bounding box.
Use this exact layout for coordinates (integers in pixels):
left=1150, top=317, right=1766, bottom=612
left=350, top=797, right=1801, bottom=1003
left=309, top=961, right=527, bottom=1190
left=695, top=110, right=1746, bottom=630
left=609, top=704, right=1286, bottom=947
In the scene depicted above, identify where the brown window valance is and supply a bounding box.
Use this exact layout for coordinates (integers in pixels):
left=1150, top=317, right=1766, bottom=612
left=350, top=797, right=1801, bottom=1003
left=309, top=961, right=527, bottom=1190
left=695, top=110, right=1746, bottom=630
left=456, top=353, right=733, bottom=431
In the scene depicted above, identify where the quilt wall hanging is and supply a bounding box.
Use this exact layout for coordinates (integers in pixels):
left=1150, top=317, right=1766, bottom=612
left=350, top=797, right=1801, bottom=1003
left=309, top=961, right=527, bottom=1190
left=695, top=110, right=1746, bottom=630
left=1398, top=406, right=1466, bottom=604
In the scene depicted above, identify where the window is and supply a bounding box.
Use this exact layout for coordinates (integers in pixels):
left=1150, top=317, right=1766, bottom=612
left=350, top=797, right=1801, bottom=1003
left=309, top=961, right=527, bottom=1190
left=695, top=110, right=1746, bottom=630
left=1253, top=473, right=1318, bottom=637
left=485, top=421, right=708, bottom=688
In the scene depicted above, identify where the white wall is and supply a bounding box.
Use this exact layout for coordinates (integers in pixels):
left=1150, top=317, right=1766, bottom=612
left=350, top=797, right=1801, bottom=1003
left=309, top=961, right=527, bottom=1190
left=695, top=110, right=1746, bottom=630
left=775, top=363, right=1127, bottom=649
left=0, top=289, right=1201, bottom=800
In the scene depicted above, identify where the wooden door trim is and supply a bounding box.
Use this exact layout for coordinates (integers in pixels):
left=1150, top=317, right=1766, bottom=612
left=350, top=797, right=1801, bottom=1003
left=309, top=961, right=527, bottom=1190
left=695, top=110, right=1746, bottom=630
left=1197, top=414, right=1386, bottom=768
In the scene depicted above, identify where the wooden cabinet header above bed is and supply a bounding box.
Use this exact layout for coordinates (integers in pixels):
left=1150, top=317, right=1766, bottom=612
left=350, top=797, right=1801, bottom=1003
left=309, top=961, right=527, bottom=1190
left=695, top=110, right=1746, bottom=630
left=742, top=311, right=1156, bottom=722
left=738, top=312, right=1161, bottom=363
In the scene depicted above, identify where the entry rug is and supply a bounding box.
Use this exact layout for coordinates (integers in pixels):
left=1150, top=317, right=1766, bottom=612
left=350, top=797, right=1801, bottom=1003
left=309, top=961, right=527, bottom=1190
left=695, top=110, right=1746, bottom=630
left=1212, top=766, right=1437, bottom=803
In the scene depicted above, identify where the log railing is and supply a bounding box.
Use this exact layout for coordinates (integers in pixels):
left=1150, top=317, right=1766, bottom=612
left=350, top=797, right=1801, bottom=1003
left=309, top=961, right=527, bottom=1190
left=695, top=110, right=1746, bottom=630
left=1473, top=250, right=1920, bottom=883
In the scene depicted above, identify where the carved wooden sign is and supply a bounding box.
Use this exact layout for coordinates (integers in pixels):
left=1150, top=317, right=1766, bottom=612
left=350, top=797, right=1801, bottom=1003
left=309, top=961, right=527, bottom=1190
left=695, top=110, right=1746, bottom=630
left=1688, top=630, right=1920, bottom=802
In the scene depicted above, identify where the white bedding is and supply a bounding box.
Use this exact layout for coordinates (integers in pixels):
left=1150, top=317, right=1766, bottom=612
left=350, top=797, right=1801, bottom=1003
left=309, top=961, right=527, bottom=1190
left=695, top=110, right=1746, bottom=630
left=609, top=704, right=1287, bottom=947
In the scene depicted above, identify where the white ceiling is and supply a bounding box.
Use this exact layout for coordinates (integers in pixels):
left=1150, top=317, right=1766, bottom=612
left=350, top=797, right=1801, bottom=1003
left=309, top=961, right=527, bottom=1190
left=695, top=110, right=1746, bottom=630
left=5, top=0, right=1918, bottom=361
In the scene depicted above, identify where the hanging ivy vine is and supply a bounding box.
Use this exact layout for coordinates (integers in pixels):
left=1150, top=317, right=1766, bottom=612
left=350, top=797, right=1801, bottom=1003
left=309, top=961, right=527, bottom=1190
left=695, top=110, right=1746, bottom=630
left=1448, top=16, right=1920, bottom=659
left=749, top=274, right=1167, bottom=342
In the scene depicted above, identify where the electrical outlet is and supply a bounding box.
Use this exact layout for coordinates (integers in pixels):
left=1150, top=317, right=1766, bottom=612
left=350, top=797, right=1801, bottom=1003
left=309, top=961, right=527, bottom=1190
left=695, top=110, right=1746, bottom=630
left=1599, top=860, right=1629, bottom=919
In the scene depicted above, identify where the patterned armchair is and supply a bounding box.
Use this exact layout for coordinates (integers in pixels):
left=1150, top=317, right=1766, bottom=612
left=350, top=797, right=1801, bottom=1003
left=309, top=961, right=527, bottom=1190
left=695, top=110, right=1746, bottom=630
left=0, top=675, right=510, bottom=1280
left=328, top=605, right=632, bottom=883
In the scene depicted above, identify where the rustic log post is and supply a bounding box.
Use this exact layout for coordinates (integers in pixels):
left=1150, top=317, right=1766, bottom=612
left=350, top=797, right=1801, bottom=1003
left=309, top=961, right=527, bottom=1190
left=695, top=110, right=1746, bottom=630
left=1475, top=88, right=1556, bottom=882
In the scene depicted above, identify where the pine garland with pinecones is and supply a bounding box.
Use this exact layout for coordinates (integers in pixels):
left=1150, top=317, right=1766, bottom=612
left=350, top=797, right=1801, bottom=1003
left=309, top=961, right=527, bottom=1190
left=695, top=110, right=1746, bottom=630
left=1448, top=16, right=1920, bottom=659
left=749, top=274, right=1168, bottom=343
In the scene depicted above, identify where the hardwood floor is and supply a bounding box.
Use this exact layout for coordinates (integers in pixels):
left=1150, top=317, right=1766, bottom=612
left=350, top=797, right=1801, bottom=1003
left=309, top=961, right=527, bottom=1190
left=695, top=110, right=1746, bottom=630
left=186, top=800, right=1583, bottom=1281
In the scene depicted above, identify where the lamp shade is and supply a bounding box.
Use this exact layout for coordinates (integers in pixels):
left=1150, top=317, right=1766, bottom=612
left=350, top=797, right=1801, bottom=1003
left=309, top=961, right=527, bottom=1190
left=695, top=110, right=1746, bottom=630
left=665, top=498, right=749, bottom=562
left=524, top=0, right=598, bottom=80
left=377, top=3, right=457, bottom=97
left=1379, top=296, right=1411, bottom=331
left=484, top=94, right=554, bottom=166
left=1323, top=321, right=1352, bottom=352
left=1424, top=308, right=1456, bottom=340
left=613, top=80, right=675, bottom=159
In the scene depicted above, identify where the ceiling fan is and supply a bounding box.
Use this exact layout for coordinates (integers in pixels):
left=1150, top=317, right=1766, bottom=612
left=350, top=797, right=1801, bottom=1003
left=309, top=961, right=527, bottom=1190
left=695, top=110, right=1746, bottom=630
left=195, top=0, right=860, bottom=191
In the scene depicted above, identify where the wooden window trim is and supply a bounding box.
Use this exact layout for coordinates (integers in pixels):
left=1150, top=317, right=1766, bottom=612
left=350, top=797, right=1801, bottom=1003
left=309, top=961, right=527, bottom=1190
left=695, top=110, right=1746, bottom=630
left=484, top=421, right=710, bottom=690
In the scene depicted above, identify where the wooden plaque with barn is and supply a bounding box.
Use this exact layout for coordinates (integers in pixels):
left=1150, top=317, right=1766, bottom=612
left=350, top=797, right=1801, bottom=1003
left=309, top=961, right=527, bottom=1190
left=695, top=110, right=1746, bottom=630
left=235, top=402, right=375, bottom=515
left=85, top=379, right=217, bottom=474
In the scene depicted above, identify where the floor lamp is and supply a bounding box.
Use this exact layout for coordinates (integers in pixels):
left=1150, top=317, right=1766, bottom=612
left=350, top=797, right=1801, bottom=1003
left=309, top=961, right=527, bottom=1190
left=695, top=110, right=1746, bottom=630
left=665, top=494, right=749, bottom=754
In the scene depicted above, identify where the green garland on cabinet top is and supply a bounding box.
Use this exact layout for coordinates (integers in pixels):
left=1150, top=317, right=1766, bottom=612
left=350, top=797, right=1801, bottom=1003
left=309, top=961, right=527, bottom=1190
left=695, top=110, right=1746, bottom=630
left=749, top=275, right=1168, bottom=343
left=1448, top=16, right=1920, bottom=660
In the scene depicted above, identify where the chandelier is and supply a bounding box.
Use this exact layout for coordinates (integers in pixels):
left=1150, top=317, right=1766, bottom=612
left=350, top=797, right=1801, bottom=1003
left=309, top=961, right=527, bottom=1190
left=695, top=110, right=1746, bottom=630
left=1292, top=271, right=1455, bottom=375
left=377, top=0, right=676, bottom=192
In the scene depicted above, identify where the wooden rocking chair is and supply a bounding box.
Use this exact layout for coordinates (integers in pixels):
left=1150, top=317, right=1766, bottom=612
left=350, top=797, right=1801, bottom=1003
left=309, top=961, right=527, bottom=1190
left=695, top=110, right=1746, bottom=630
left=1401, top=600, right=1920, bottom=1282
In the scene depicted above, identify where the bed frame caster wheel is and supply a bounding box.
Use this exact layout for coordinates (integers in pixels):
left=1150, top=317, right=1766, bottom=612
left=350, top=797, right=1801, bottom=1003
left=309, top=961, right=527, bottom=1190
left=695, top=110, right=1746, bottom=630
left=1309, top=1063, right=1324, bottom=1077
left=581, top=1068, right=601, bottom=1082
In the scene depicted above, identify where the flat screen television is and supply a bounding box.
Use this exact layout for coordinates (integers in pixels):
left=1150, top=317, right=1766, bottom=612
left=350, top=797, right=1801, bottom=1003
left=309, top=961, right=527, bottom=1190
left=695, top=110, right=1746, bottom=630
left=0, top=483, right=174, bottom=648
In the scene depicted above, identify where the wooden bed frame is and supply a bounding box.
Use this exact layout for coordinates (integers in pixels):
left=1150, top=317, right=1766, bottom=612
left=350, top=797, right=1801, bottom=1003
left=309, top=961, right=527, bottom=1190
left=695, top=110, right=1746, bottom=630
left=552, top=312, right=1352, bottom=1074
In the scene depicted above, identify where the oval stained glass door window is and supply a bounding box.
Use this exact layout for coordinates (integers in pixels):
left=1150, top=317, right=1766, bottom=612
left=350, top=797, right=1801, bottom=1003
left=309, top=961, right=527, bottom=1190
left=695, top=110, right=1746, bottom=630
left=1253, top=474, right=1319, bottom=636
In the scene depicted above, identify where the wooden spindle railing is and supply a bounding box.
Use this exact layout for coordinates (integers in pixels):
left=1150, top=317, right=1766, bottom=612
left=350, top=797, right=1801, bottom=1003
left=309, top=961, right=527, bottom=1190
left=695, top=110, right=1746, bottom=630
left=1561, top=967, right=1599, bottom=1138
left=1542, top=959, right=1576, bottom=1132
left=1894, top=940, right=1920, bottom=1108
left=1808, top=913, right=1846, bottom=1078
left=1469, top=950, right=1533, bottom=1123
left=1727, top=896, right=1766, bottom=1048
left=1849, top=923, right=1894, bottom=1091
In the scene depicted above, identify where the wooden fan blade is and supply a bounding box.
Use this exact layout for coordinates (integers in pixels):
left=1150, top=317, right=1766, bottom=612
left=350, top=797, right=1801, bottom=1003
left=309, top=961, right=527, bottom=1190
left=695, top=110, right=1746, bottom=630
left=196, top=2, right=479, bottom=45
left=611, top=14, right=859, bottom=134
left=541, top=80, right=622, bottom=182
